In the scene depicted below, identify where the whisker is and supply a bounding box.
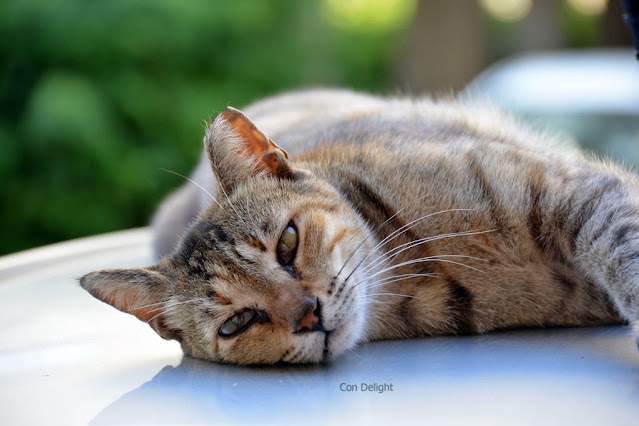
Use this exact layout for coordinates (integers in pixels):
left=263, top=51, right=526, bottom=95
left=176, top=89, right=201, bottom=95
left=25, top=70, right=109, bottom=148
left=350, top=272, right=435, bottom=292
left=134, top=300, right=172, bottom=311
left=145, top=297, right=210, bottom=323
left=366, top=256, right=485, bottom=281
left=217, top=179, right=252, bottom=229
left=369, top=273, right=436, bottom=286
left=161, top=168, right=223, bottom=209
left=364, top=229, right=495, bottom=273
left=366, top=292, right=428, bottom=300
left=368, top=208, right=476, bottom=261
left=135, top=296, right=210, bottom=311
left=342, top=208, right=476, bottom=284
left=361, top=308, right=396, bottom=329
left=175, top=312, right=202, bottom=330
left=335, top=206, right=410, bottom=278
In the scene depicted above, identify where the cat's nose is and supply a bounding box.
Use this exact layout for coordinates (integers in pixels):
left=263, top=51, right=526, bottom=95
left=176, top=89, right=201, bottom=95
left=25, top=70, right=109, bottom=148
left=295, top=298, right=324, bottom=333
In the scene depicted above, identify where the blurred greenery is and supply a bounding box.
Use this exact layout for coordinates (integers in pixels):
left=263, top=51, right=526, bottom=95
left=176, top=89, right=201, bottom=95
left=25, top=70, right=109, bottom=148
left=0, top=0, right=409, bottom=255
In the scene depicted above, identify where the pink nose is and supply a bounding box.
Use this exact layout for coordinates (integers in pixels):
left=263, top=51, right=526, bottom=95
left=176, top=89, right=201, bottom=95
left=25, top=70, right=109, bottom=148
left=295, top=299, right=324, bottom=332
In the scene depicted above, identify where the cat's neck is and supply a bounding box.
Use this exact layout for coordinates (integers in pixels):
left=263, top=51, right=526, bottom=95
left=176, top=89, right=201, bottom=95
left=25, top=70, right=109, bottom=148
left=297, top=147, right=455, bottom=343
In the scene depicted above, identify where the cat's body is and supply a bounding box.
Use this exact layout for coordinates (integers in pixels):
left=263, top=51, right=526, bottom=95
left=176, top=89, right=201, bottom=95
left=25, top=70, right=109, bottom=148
left=82, top=89, right=638, bottom=364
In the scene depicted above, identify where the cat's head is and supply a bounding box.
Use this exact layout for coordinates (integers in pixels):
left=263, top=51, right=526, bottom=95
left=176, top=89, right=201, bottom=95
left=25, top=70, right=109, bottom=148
left=81, top=107, right=375, bottom=364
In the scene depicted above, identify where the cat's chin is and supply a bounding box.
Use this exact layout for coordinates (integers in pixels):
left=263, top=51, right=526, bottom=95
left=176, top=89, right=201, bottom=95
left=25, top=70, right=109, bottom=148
left=323, top=312, right=363, bottom=362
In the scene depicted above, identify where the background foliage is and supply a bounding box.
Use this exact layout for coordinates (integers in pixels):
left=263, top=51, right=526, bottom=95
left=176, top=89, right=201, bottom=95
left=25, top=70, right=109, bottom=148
left=1, top=0, right=411, bottom=255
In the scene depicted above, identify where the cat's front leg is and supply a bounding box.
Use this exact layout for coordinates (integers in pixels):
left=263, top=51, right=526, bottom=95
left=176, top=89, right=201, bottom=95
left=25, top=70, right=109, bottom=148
left=553, top=164, right=639, bottom=324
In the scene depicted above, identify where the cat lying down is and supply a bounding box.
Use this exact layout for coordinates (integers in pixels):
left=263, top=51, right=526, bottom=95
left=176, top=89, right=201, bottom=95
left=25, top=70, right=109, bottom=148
left=81, top=89, right=638, bottom=365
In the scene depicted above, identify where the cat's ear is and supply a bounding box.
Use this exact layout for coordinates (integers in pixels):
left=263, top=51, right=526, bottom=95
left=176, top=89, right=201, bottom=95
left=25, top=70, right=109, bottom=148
left=205, top=106, right=293, bottom=194
left=80, top=266, right=180, bottom=341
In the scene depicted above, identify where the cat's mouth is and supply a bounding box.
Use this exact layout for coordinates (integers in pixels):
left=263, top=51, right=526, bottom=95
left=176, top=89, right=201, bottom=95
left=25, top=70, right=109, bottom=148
left=322, top=330, right=333, bottom=363
left=321, top=319, right=351, bottom=362
left=322, top=328, right=333, bottom=362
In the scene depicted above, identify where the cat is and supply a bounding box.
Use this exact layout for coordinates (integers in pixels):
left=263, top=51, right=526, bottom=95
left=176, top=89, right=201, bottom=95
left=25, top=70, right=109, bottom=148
left=81, top=89, right=639, bottom=365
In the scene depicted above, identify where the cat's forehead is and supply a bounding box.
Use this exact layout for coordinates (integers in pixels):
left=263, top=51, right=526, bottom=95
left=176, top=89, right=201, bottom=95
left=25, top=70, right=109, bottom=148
left=174, top=188, right=292, bottom=269
left=217, top=189, right=293, bottom=235
left=179, top=212, right=274, bottom=260
left=171, top=175, right=345, bottom=282
left=172, top=216, right=268, bottom=291
left=212, top=174, right=332, bottom=228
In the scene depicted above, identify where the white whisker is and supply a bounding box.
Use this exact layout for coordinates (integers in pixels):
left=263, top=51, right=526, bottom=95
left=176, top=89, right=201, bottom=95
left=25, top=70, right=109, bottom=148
left=364, top=229, right=495, bottom=273
left=370, top=273, right=436, bottom=286
left=351, top=272, right=435, bottom=292
left=217, top=179, right=252, bottom=229
left=336, top=206, right=410, bottom=278
left=366, top=256, right=485, bottom=281
left=366, top=292, right=427, bottom=300
left=161, top=168, right=223, bottom=209
left=343, top=208, right=476, bottom=284
left=145, top=297, right=209, bottom=323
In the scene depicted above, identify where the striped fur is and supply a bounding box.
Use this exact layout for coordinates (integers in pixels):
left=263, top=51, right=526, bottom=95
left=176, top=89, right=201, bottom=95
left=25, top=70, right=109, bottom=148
left=81, top=89, right=637, bottom=365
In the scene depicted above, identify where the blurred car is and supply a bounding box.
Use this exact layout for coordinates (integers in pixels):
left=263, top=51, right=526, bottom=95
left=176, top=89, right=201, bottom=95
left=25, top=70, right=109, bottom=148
left=1, top=49, right=638, bottom=425
left=466, top=48, right=639, bottom=168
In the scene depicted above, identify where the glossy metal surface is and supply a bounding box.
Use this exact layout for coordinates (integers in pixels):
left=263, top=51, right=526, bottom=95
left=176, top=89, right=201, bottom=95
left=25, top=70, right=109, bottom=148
left=0, top=229, right=638, bottom=425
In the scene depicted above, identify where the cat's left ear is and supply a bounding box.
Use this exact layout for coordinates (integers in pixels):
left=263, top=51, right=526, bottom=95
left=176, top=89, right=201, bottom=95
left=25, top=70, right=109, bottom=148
left=79, top=266, right=180, bottom=341
left=205, top=106, right=293, bottom=194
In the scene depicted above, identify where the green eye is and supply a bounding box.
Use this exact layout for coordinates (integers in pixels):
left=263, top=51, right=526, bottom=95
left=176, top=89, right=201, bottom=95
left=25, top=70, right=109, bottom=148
left=219, top=310, right=256, bottom=337
left=277, top=222, right=298, bottom=265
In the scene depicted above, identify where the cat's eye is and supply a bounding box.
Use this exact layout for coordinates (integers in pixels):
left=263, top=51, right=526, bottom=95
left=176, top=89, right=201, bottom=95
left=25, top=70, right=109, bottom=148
left=277, top=222, right=298, bottom=266
left=219, top=310, right=256, bottom=337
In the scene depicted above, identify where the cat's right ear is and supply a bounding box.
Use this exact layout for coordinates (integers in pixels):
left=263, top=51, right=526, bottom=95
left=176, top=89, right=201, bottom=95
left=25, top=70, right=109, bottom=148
left=79, top=266, right=180, bottom=341
left=205, top=106, right=293, bottom=194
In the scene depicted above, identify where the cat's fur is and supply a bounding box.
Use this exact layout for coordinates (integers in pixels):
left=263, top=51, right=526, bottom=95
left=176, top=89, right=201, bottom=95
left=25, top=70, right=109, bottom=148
left=81, top=89, right=639, bottom=365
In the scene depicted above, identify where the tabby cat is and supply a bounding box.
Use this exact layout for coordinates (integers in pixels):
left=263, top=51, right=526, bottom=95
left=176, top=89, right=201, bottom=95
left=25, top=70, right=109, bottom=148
left=81, top=89, right=639, bottom=365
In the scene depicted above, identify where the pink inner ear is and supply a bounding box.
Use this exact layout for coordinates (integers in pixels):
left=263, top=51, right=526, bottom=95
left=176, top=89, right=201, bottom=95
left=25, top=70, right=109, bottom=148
left=263, top=150, right=279, bottom=171
left=101, top=288, right=159, bottom=323
left=220, top=109, right=270, bottom=157
left=220, top=108, right=288, bottom=173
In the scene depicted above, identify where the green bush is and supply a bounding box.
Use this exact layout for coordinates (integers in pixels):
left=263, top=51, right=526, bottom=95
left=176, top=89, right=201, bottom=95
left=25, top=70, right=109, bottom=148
left=0, top=0, right=408, bottom=255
